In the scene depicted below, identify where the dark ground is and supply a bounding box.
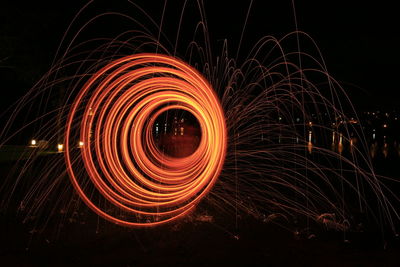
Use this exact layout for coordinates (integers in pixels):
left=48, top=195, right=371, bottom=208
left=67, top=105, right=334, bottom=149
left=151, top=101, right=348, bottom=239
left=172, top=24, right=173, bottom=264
left=1, top=208, right=399, bottom=267
left=1, top=152, right=400, bottom=267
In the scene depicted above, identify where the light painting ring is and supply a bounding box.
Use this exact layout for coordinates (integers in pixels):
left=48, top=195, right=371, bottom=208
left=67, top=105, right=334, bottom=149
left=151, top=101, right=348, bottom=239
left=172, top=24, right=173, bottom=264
left=64, top=53, right=227, bottom=227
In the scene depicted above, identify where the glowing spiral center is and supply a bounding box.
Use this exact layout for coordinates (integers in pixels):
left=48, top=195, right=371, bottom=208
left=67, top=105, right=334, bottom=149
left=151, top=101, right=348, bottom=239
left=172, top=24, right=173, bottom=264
left=64, top=53, right=227, bottom=227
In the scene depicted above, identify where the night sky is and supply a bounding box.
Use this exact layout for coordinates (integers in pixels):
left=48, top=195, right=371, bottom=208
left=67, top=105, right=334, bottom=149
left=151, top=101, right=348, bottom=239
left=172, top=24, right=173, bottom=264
left=1, top=0, right=399, bottom=109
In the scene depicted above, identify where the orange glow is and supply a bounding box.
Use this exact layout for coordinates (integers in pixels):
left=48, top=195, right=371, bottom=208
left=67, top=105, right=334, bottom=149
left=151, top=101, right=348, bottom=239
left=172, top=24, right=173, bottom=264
left=57, top=144, right=63, bottom=152
left=64, top=53, right=227, bottom=227
left=307, top=131, right=313, bottom=153
left=338, top=133, right=343, bottom=154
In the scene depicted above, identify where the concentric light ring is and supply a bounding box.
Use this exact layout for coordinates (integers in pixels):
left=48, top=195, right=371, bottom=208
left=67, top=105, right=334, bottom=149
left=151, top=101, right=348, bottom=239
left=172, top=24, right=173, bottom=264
left=64, top=53, right=227, bottom=227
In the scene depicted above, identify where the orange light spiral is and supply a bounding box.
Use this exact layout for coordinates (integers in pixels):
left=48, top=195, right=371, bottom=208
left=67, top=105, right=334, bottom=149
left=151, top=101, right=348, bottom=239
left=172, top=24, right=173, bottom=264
left=64, top=53, right=227, bottom=227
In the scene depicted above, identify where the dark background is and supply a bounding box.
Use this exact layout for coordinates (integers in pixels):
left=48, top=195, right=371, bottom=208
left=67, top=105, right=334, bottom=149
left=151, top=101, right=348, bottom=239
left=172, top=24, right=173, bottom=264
left=1, top=1, right=400, bottom=266
left=1, top=0, right=399, bottom=111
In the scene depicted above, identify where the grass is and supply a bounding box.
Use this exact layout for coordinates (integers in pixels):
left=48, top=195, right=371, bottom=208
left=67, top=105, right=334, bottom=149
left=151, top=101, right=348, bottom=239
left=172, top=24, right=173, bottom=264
left=0, top=145, right=59, bottom=162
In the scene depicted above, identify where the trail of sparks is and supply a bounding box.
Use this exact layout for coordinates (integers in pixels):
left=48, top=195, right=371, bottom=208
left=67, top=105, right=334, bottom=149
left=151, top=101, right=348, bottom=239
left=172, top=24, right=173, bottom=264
left=64, top=53, right=227, bottom=227
left=1, top=1, right=399, bottom=236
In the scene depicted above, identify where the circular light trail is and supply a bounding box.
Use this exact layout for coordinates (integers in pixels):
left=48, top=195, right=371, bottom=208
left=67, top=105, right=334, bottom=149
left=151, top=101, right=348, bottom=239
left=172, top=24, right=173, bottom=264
left=64, top=53, right=227, bottom=227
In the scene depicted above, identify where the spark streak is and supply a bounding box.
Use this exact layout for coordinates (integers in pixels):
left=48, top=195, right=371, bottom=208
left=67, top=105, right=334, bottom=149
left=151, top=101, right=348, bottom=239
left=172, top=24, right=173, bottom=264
left=64, top=53, right=227, bottom=227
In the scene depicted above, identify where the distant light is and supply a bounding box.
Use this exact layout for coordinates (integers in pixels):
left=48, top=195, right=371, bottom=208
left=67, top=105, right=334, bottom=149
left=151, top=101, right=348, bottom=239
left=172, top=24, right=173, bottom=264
left=309, top=121, right=312, bottom=126
left=79, top=141, right=84, bottom=148
left=383, top=124, right=388, bottom=128
left=58, top=144, right=63, bottom=153
left=31, top=139, right=37, bottom=146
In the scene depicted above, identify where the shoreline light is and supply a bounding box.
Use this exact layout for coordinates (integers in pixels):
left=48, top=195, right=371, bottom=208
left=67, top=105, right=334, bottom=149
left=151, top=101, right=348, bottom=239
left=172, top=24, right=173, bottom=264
left=57, top=143, right=63, bottom=153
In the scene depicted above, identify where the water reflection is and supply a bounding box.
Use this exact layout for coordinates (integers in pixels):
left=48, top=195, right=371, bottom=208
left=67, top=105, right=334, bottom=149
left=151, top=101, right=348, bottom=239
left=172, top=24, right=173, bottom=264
left=307, top=131, right=313, bottom=154
left=370, top=142, right=378, bottom=159
left=300, top=110, right=400, bottom=160
left=306, top=131, right=399, bottom=160
left=338, top=133, right=344, bottom=154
